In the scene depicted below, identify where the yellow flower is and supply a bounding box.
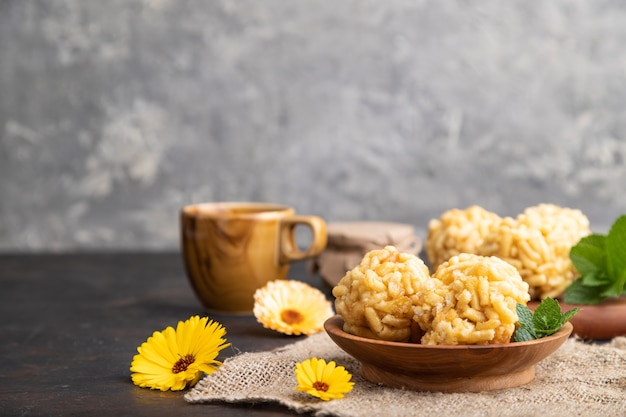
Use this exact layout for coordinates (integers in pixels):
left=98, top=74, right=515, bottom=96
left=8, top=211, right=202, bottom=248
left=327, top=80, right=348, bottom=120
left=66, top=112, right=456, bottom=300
left=295, top=358, right=355, bottom=401
left=130, top=316, right=230, bottom=391
left=253, top=280, right=334, bottom=335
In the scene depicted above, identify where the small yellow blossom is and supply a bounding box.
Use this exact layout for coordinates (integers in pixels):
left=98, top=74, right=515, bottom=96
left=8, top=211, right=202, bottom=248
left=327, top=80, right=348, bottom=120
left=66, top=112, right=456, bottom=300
left=253, top=280, right=334, bottom=336
left=295, top=358, right=354, bottom=401
left=130, top=316, right=230, bottom=391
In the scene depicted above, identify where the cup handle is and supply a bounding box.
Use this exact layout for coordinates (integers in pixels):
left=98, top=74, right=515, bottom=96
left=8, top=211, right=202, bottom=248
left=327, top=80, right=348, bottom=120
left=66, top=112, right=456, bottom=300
left=279, top=215, right=327, bottom=264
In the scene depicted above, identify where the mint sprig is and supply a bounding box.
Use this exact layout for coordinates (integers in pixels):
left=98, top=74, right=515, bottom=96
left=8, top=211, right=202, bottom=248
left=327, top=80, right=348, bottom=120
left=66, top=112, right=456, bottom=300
left=513, top=298, right=579, bottom=342
left=564, top=215, right=626, bottom=305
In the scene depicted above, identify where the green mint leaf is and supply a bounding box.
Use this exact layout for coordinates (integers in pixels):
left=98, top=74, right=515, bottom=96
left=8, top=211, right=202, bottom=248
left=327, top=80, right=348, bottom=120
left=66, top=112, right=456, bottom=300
left=533, top=297, right=563, bottom=337
left=569, top=234, right=606, bottom=276
left=560, top=307, right=581, bottom=325
left=513, top=304, right=537, bottom=341
left=602, top=215, right=626, bottom=298
left=563, top=278, right=606, bottom=304
left=512, top=327, right=535, bottom=342
left=515, top=303, right=534, bottom=328
left=566, top=215, right=626, bottom=304
left=606, top=215, right=626, bottom=281
left=513, top=299, right=580, bottom=341
left=581, top=270, right=611, bottom=287
left=601, top=275, right=626, bottom=298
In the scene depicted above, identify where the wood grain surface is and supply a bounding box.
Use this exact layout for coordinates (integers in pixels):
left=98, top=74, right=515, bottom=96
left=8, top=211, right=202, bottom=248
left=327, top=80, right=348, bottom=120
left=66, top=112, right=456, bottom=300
left=325, top=315, right=572, bottom=392
left=0, top=253, right=323, bottom=417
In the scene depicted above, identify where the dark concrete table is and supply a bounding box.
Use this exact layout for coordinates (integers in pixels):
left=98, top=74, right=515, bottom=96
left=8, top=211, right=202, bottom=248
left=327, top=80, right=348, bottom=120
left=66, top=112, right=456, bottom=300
left=0, top=253, right=329, bottom=417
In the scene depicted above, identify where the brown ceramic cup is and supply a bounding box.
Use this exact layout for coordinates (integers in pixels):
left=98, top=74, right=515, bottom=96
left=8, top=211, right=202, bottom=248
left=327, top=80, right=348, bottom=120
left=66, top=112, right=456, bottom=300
left=180, top=202, right=327, bottom=313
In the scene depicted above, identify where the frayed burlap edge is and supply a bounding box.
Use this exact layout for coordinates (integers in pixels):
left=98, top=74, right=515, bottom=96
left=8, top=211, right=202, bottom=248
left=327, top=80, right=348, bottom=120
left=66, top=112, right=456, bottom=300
left=185, top=332, right=626, bottom=417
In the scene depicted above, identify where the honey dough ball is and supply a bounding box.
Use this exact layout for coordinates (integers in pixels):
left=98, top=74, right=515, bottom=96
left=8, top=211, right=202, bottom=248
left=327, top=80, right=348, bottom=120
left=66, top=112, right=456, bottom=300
left=425, top=206, right=502, bottom=270
left=478, top=204, right=590, bottom=299
left=420, top=253, right=530, bottom=345
left=332, top=245, right=439, bottom=342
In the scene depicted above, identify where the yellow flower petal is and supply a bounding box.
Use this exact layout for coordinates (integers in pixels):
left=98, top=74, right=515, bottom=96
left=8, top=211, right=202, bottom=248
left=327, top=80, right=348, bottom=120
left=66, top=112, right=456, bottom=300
left=130, top=316, right=230, bottom=391
left=294, top=358, right=354, bottom=401
left=175, top=317, right=193, bottom=354
left=162, top=326, right=179, bottom=357
left=321, top=360, right=336, bottom=381
left=145, top=330, right=177, bottom=364
left=253, top=280, right=334, bottom=335
left=295, top=361, right=314, bottom=386
left=305, top=357, right=320, bottom=382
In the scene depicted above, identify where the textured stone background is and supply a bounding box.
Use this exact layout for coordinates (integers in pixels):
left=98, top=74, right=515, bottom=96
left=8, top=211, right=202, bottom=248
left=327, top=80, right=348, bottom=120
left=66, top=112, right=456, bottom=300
left=1, top=0, right=626, bottom=252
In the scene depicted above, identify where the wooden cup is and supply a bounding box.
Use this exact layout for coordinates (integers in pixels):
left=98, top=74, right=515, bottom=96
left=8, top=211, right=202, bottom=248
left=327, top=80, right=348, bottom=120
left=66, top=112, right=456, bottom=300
left=180, top=202, right=327, bottom=313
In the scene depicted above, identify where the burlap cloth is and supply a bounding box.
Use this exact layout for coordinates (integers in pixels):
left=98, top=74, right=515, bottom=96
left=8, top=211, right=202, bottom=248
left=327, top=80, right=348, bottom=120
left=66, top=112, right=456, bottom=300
left=185, top=332, right=626, bottom=417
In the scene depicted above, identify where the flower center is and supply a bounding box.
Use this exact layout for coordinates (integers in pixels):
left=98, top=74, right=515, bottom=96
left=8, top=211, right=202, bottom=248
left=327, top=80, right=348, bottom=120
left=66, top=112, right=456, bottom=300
left=280, top=308, right=304, bottom=325
left=172, top=354, right=195, bottom=374
left=313, top=381, right=329, bottom=392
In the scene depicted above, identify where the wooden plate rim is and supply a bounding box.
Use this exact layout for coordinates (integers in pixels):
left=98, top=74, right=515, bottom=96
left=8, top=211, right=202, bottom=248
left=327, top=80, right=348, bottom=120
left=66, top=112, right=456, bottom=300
left=324, top=315, right=573, bottom=350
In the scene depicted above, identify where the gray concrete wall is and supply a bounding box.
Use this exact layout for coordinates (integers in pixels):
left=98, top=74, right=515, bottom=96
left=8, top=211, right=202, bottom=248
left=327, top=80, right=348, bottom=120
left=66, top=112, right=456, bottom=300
left=1, top=0, right=626, bottom=252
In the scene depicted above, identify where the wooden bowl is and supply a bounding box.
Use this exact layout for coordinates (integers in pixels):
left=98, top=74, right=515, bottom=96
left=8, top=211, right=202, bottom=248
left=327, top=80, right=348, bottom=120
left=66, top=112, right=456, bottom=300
left=324, top=315, right=572, bottom=392
left=529, top=296, right=626, bottom=340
